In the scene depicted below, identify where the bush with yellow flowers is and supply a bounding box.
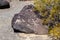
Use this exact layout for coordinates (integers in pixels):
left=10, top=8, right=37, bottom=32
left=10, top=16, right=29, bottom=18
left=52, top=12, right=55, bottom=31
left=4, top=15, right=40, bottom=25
left=34, top=0, right=60, bottom=40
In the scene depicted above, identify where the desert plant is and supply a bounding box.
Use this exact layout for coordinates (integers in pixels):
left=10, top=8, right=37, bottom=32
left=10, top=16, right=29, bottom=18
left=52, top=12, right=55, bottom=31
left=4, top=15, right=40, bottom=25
left=34, top=0, right=60, bottom=39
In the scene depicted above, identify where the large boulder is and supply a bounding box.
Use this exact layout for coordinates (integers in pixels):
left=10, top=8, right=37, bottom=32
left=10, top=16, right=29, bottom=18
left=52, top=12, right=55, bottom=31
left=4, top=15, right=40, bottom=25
left=12, top=5, right=48, bottom=34
left=0, top=0, right=10, bottom=9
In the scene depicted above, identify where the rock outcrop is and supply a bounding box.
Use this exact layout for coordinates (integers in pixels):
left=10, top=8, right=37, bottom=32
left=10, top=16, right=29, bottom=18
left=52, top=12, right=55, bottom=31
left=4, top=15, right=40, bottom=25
left=12, top=4, right=48, bottom=34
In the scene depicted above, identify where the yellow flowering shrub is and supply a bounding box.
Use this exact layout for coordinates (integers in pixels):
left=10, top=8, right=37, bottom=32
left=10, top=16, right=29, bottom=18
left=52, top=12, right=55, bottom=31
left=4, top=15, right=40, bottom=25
left=34, top=0, right=60, bottom=39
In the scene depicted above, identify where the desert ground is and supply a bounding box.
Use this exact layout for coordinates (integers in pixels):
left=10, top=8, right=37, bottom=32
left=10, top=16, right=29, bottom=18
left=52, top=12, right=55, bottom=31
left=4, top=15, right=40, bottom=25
left=0, top=0, right=52, bottom=40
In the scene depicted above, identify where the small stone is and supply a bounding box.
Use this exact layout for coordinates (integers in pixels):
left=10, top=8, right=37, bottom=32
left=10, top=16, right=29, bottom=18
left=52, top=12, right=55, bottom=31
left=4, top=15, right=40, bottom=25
left=0, top=0, right=10, bottom=9
left=12, top=4, right=48, bottom=34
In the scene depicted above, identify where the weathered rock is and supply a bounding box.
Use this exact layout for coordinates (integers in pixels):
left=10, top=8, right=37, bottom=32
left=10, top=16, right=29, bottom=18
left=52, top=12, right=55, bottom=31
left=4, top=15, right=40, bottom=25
left=0, top=0, right=10, bottom=9
left=19, top=0, right=32, bottom=1
left=12, top=4, right=48, bottom=34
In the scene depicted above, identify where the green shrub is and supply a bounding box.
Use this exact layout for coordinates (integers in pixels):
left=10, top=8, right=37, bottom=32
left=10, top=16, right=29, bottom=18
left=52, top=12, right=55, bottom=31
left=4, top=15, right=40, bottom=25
left=34, top=0, right=60, bottom=39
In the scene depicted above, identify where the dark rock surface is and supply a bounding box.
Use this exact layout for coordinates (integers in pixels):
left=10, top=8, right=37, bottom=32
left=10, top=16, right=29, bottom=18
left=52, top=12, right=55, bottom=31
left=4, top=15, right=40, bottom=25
left=0, top=0, right=10, bottom=9
left=0, top=1, right=51, bottom=40
left=12, top=4, right=48, bottom=34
